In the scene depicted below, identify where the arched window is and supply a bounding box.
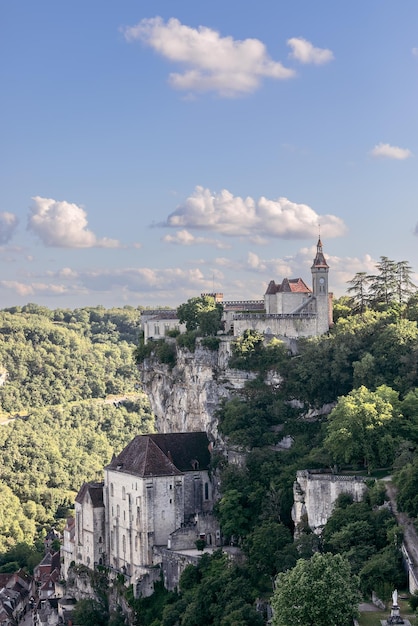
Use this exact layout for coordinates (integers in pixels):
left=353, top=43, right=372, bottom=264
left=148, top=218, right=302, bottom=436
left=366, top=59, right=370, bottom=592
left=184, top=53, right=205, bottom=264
left=122, top=486, right=126, bottom=500
left=110, top=483, right=114, bottom=497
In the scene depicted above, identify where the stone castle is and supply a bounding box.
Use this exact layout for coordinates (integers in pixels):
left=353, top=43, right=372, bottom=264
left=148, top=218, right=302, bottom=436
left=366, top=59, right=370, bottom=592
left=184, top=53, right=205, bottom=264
left=142, top=237, right=333, bottom=344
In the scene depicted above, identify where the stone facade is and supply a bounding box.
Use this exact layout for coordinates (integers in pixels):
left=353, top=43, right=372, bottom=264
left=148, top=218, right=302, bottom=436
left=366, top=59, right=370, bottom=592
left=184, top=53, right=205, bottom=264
left=292, top=470, right=368, bottom=535
left=73, top=482, right=105, bottom=571
left=67, top=432, right=219, bottom=597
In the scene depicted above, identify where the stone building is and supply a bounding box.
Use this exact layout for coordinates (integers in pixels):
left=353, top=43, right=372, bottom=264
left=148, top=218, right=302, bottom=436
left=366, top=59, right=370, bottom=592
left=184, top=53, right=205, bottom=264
left=74, top=482, right=105, bottom=570
left=231, top=238, right=332, bottom=339
left=67, top=432, right=218, bottom=595
left=141, top=238, right=332, bottom=344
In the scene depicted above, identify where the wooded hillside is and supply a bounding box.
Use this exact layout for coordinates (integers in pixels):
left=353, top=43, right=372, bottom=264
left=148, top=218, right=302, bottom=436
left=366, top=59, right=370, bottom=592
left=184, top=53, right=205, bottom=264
left=0, top=304, right=153, bottom=558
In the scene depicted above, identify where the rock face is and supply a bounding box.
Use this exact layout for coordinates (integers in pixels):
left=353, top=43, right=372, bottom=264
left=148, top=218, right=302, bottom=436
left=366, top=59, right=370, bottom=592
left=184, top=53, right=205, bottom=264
left=292, top=470, right=368, bottom=535
left=140, top=338, right=255, bottom=440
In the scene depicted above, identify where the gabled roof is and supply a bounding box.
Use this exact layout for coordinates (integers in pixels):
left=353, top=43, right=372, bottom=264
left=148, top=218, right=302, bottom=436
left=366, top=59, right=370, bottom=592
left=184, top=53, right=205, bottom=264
left=75, top=482, right=104, bottom=507
left=265, top=277, right=312, bottom=295
left=106, top=432, right=211, bottom=478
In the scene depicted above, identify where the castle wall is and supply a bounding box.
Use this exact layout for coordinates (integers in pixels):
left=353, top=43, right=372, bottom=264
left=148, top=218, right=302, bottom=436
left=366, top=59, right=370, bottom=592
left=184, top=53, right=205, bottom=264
left=292, top=470, right=367, bottom=534
left=233, top=315, right=318, bottom=339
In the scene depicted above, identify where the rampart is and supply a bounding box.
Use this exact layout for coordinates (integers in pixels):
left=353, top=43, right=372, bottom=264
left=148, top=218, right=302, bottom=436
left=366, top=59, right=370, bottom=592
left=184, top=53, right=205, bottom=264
left=292, top=470, right=368, bottom=534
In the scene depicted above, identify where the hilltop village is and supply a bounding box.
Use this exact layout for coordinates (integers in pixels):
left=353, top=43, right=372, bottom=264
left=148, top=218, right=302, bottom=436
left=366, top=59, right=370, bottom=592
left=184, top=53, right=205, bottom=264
left=1, top=241, right=418, bottom=625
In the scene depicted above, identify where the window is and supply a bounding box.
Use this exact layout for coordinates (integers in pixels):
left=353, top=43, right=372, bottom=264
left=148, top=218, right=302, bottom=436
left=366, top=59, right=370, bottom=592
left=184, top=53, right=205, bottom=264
left=122, top=535, right=126, bottom=553
left=122, top=486, right=126, bottom=500
left=117, top=505, right=120, bottom=517
left=205, top=482, right=209, bottom=500
left=154, top=324, right=160, bottom=335
left=110, top=483, right=114, bottom=497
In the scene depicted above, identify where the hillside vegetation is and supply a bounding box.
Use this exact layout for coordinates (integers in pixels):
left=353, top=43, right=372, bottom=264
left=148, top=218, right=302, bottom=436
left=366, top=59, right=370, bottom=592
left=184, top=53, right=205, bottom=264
left=0, top=304, right=153, bottom=558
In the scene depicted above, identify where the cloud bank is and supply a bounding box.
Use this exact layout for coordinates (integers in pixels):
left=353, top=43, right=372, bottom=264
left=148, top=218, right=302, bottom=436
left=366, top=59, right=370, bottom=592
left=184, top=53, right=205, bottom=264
left=370, top=143, right=412, bottom=160
left=28, top=197, right=120, bottom=248
left=0, top=212, right=19, bottom=244
left=162, top=186, right=346, bottom=239
left=123, top=16, right=295, bottom=97
left=287, top=37, right=334, bottom=65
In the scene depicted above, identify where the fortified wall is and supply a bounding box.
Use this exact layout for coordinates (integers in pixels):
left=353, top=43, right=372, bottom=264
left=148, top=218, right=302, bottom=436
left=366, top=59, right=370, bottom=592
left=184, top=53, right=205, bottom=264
left=292, top=470, right=368, bottom=535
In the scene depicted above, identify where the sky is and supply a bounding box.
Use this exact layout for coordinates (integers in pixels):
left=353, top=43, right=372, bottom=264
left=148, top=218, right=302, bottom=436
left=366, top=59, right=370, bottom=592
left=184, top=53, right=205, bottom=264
left=1, top=1, right=417, bottom=310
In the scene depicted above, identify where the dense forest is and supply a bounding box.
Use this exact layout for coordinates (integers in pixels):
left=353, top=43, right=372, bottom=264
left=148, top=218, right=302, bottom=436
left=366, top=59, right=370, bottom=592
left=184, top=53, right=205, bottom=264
left=0, top=304, right=153, bottom=565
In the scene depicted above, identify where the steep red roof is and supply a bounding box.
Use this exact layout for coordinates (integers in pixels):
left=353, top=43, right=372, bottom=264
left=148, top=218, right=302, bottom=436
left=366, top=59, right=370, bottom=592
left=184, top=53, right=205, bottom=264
left=265, top=277, right=311, bottom=295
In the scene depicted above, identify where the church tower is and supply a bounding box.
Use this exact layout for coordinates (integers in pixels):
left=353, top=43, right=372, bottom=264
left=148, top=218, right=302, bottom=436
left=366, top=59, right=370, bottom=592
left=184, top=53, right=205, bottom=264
left=311, top=238, right=332, bottom=333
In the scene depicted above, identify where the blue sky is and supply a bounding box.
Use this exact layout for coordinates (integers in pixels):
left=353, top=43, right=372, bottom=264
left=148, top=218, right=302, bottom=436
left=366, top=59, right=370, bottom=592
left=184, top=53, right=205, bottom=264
left=1, top=1, right=417, bottom=309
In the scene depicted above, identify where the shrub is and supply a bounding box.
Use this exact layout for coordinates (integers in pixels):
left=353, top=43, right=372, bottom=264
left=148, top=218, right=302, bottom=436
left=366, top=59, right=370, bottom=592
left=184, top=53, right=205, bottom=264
left=201, top=336, right=221, bottom=351
left=176, top=330, right=198, bottom=352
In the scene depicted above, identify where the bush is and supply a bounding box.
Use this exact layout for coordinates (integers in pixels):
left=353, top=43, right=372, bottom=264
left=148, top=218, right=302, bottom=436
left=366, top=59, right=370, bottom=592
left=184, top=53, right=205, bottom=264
left=176, top=330, right=198, bottom=352
left=200, top=336, right=221, bottom=351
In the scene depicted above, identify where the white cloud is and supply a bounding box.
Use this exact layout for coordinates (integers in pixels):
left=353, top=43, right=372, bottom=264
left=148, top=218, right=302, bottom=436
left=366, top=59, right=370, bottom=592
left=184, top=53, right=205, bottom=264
left=287, top=37, right=334, bottom=65
left=370, top=143, right=413, bottom=160
left=0, top=280, right=70, bottom=297
left=123, top=17, right=294, bottom=97
left=162, top=186, right=346, bottom=239
left=0, top=212, right=19, bottom=244
left=162, top=229, right=230, bottom=249
left=28, top=197, right=120, bottom=248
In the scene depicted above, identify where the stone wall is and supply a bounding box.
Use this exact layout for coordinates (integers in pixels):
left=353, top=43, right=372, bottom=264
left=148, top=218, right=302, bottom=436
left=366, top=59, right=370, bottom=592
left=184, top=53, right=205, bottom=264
left=292, top=470, right=368, bottom=534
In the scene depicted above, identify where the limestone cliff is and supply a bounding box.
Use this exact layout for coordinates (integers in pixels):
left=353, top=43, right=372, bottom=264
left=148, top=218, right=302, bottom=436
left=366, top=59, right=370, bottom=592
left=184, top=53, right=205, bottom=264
left=140, top=337, right=255, bottom=440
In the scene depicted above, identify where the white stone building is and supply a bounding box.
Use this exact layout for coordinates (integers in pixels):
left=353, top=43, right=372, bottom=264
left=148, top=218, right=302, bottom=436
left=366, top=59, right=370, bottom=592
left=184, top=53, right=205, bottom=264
left=74, top=482, right=105, bottom=570
left=141, top=238, right=333, bottom=345
left=103, top=432, right=214, bottom=587
left=67, top=432, right=217, bottom=595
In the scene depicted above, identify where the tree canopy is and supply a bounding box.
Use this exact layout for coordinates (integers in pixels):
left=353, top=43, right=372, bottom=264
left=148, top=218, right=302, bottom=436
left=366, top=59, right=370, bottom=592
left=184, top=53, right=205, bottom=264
left=271, top=553, right=360, bottom=626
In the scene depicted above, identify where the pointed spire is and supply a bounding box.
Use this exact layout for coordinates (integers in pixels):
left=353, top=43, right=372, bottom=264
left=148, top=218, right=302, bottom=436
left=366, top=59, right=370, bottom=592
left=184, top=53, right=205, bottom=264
left=312, top=237, right=328, bottom=269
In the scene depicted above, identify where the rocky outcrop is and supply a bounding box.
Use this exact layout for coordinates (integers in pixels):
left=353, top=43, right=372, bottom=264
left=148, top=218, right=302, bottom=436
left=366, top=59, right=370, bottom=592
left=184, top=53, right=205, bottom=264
left=140, top=337, right=255, bottom=440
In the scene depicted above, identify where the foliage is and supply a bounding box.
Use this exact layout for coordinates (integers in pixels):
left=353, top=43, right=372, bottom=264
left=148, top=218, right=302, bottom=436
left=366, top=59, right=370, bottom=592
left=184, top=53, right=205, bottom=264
left=176, top=330, right=198, bottom=352
left=177, top=296, right=223, bottom=335
left=72, top=598, right=109, bottom=626
left=0, top=305, right=154, bottom=554
left=200, top=336, right=221, bottom=351
left=136, top=337, right=177, bottom=366
left=161, top=551, right=264, bottom=626
left=271, top=552, right=360, bottom=626
left=0, top=309, right=142, bottom=412
left=394, top=456, right=418, bottom=517
left=324, top=385, right=402, bottom=471
left=282, top=310, right=418, bottom=406
left=229, top=331, right=288, bottom=372
left=322, top=492, right=403, bottom=587
left=347, top=257, right=417, bottom=313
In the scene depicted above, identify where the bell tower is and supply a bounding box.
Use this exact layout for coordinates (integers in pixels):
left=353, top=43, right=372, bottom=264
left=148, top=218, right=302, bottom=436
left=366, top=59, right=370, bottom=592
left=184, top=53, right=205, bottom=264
left=311, top=237, right=331, bottom=333
left=311, top=237, right=329, bottom=295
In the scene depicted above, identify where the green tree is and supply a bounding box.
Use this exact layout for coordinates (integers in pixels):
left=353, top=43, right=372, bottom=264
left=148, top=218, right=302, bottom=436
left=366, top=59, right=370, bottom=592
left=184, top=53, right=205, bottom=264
left=177, top=296, right=223, bottom=335
left=347, top=272, right=371, bottom=313
left=324, top=385, right=401, bottom=471
left=271, top=553, right=360, bottom=626
left=72, top=598, right=108, bottom=626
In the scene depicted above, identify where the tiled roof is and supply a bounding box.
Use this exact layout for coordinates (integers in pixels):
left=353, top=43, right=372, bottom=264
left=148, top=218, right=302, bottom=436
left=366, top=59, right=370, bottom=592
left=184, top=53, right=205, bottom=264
left=265, top=277, right=311, bottom=295
left=106, top=432, right=211, bottom=477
